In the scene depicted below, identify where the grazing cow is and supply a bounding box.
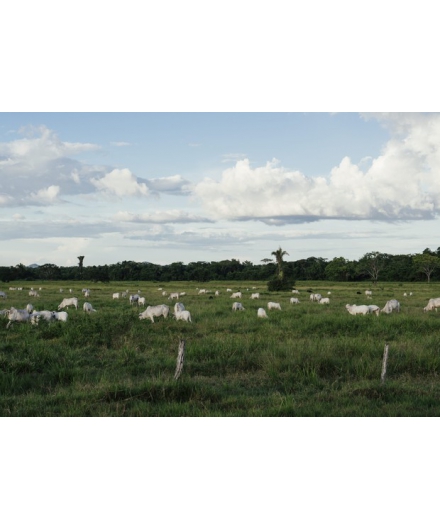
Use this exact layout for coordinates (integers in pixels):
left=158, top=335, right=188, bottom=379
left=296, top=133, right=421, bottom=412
left=175, top=309, right=192, bottom=322
left=267, top=302, right=281, bottom=311
left=292, top=289, right=299, bottom=294
left=381, top=299, right=401, bottom=314
left=0, top=291, right=7, bottom=299
left=365, top=290, right=373, bottom=296
left=215, top=291, right=220, bottom=296
left=319, top=297, right=330, bottom=304
left=139, top=304, right=170, bottom=323
left=58, top=297, right=78, bottom=310
left=310, top=293, right=322, bottom=302
left=345, top=304, right=372, bottom=316
left=232, top=302, right=245, bottom=311
left=180, top=292, right=186, bottom=296
left=53, top=311, right=68, bottom=322
left=168, top=292, right=179, bottom=300
left=290, top=297, right=300, bottom=304
left=138, top=297, right=146, bottom=307
left=29, top=289, right=39, bottom=297
left=121, top=292, right=127, bottom=298
left=30, top=310, right=56, bottom=325
left=368, top=305, right=381, bottom=317
left=83, top=302, right=97, bottom=313
left=6, top=308, right=31, bottom=328
left=173, top=302, right=186, bottom=316
left=130, top=294, right=140, bottom=305
left=226, top=289, right=232, bottom=292
left=250, top=293, right=260, bottom=299
left=112, top=293, right=120, bottom=299
left=230, top=292, right=242, bottom=299
left=257, top=308, right=268, bottom=318
left=424, top=298, right=440, bottom=312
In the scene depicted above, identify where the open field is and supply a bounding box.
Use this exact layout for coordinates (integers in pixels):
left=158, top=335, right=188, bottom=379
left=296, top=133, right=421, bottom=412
left=1, top=280, right=440, bottom=416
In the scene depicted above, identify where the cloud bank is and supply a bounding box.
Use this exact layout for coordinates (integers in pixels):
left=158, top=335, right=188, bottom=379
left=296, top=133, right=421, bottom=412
left=195, top=114, right=440, bottom=224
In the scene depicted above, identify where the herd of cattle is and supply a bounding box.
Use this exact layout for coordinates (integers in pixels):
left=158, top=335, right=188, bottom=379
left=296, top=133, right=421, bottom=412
left=1, top=286, right=440, bottom=329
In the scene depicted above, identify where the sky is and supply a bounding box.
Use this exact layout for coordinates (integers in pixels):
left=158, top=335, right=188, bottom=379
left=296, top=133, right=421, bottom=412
left=1, top=112, right=440, bottom=267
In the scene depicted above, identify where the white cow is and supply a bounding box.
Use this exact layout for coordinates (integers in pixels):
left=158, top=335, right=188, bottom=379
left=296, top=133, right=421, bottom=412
left=26, top=303, right=34, bottom=313
left=319, top=297, right=330, bottom=304
left=29, top=289, right=39, bottom=297
left=53, top=311, right=68, bottom=322
left=365, top=290, right=373, bottom=296
left=215, top=291, right=220, bottom=296
left=121, top=292, right=127, bottom=298
left=310, top=293, right=322, bottom=302
left=162, top=291, right=168, bottom=297
left=290, top=297, right=300, bottom=304
left=250, top=293, right=260, bottom=299
left=139, top=304, right=170, bottom=323
left=138, top=297, right=146, bottom=307
left=381, top=299, right=401, bottom=314
left=175, top=309, right=192, bottom=322
left=424, top=297, right=440, bottom=312
left=130, top=294, right=140, bottom=305
left=292, top=289, right=300, bottom=294
left=31, top=310, right=56, bottom=325
left=180, top=292, right=186, bottom=296
left=257, top=308, right=268, bottom=318
left=232, top=302, right=245, bottom=311
left=112, top=293, right=120, bottom=299
left=173, top=302, right=186, bottom=316
left=0, top=291, right=7, bottom=298
left=58, top=297, right=78, bottom=310
left=226, top=288, right=232, bottom=292
left=368, top=305, right=381, bottom=317
left=267, top=302, right=281, bottom=311
left=83, top=302, right=97, bottom=313
left=345, top=304, right=372, bottom=316
left=168, top=292, right=179, bottom=300
left=230, top=292, right=242, bottom=299
left=6, top=308, right=31, bottom=328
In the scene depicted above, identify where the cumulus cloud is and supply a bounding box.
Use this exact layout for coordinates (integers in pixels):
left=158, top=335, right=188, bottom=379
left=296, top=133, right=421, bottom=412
left=91, top=168, right=150, bottom=197
left=195, top=115, right=440, bottom=223
left=113, top=210, right=214, bottom=224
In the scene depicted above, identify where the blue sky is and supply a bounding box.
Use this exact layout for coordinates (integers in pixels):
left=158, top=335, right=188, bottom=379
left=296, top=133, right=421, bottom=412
left=1, top=112, right=440, bottom=266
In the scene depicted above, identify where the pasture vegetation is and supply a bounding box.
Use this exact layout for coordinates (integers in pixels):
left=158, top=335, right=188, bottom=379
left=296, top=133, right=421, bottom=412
left=1, top=281, right=440, bottom=416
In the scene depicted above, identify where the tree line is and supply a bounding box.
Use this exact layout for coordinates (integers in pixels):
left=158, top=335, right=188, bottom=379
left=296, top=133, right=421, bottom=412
left=1, top=247, right=440, bottom=284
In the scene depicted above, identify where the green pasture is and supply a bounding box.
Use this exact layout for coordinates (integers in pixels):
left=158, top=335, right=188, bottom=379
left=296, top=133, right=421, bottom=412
left=1, top=280, right=440, bottom=416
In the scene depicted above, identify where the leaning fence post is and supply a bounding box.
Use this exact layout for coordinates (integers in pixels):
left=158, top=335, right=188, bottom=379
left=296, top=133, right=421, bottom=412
left=174, top=339, right=185, bottom=380
left=381, top=343, right=389, bottom=384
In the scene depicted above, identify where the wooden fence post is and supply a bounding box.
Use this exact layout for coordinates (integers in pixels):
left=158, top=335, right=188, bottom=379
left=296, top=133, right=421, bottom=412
left=174, top=339, right=185, bottom=380
left=381, top=343, right=389, bottom=384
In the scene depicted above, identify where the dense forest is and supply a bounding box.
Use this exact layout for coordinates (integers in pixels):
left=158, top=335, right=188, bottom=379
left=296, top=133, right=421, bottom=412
left=1, top=247, right=440, bottom=284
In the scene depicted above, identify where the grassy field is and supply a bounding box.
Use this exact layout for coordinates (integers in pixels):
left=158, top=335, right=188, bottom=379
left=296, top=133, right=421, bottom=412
left=1, top=280, right=440, bottom=416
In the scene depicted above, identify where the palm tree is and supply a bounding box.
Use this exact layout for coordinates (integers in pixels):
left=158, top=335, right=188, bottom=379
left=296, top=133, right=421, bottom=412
left=78, top=256, right=85, bottom=279
left=271, top=247, right=289, bottom=279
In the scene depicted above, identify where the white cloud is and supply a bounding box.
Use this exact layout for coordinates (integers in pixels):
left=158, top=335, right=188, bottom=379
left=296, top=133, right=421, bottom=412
left=90, top=169, right=150, bottom=197
left=110, top=141, right=131, bottom=147
left=195, top=116, right=440, bottom=224
left=29, top=185, right=61, bottom=204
